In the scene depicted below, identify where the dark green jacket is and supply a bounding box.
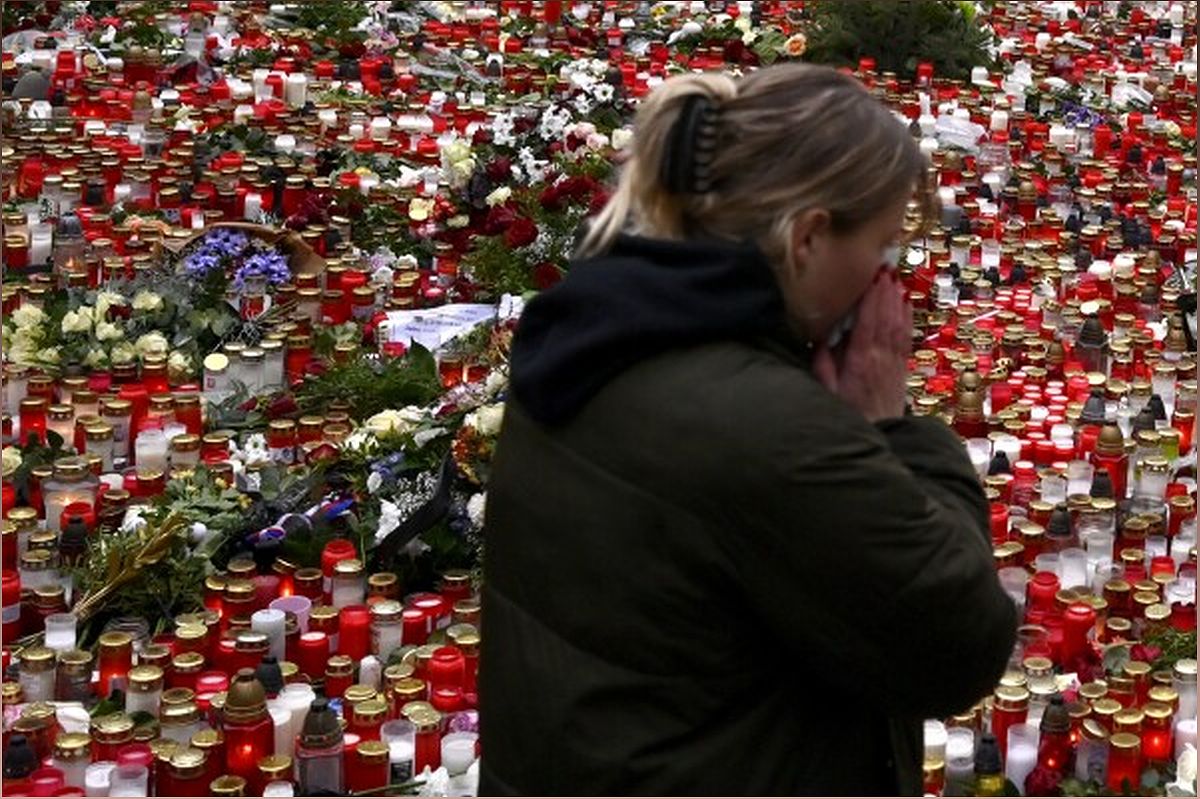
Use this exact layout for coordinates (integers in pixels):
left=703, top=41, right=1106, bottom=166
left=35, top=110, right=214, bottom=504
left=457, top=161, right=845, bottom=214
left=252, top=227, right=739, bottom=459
left=480, top=335, right=1018, bottom=795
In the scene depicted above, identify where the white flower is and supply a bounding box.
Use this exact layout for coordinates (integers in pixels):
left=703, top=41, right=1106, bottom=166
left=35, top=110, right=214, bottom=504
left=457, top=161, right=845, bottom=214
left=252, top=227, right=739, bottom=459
left=110, top=342, right=137, bottom=364
left=1169, top=744, right=1197, bottom=796
left=572, top=93, right=595, bottom=115
left=94, top=321, right=124, bottom=342
left=440, top=138, right=476, bottom=189
left=189, top=522, right=209, bottom=544
left=395, top=254, right=419, bottom=271
left=121, top=506, right=148, bottom=533
left=61, top=308, right=93, bottom=334
left=1, top=446, right=21, bottom=475
left=342, top=429, right=378, bottom=455
left=484, top=369, right=508, bottom=395
left=610, top=127, right=633, bottom=150
left=590, top=82, right=614, bottom=103
left=366, top=471, right=383, bottom=494
left=131, top=290, right=164, bottom=312
left=408, top=197, right=435, bottom=222
left=36, top=346, right=60, bottom=365
left=466, top=492, right=487, bottom=527
left=94, top=290, right=125, bottom=319
left=485, top=186, right=512, bottom=207
left=10, top=305, right=46, bottom=330
left=84, top=347, right=109, bottom=368
left=135, top=331, right=169, bottom=357
left=446, top=214, right=470, bottom=229
left=418, top=766, right=452, bottom=797
left=376, top=498, right=403, bottom=544
left=474, top=403, right=505, bottom=436
left=168, top=350, right=193, bottom=377
left=367, top=406, right=426, bottom=436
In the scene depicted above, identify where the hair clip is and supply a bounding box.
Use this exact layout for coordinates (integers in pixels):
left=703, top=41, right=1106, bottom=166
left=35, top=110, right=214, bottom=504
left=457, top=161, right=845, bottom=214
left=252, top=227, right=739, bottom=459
left=661, top=95, right=722, bottom=195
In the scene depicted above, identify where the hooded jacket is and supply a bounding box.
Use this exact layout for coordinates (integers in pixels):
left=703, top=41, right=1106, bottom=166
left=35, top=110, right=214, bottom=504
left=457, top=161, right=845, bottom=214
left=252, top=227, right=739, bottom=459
left=480, top=234, right=1017, bottom=795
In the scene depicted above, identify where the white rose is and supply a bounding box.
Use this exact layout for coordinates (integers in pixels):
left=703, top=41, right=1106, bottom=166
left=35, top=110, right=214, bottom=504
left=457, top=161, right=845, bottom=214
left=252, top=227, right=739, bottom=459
left=94, top=290, right=126, bottom=319
left=131, top=290, right=164, bottom=312
left=10, top=305, right=46, bottom=330
left=110, top=342, right=137, bottom=364
left=474, top=403, right=505, bottom=436
left=168, top=350, right=193, bottom=377
left=466, top=492, right=487, bottom=527
left=485, top=186, right=512, bottom=207
left=61, top=309, right=93, bottom=334
left=446, top=214, right=470, bottom=229
left=610, top=127, right=633, bottom=150
left=408, top=197, right=435, bottom=222
left=1, top=446, right=21, bottom=475
left=36, top=347, right=61, bottom=365
left=95, top=321, right=124, bottom=342
left=135, top=331, right=169, bottom=357
left=84, top=347, right=109, bottom=368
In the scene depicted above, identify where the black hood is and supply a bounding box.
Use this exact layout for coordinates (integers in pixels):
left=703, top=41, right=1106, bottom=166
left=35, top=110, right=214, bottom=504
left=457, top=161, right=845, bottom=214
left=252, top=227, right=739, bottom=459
left=509, top=234, right=788, bottom=425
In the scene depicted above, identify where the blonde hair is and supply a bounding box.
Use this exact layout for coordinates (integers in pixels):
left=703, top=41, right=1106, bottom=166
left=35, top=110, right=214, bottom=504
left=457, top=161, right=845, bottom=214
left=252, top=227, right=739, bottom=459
left=578, top=63, right=937, bottom=269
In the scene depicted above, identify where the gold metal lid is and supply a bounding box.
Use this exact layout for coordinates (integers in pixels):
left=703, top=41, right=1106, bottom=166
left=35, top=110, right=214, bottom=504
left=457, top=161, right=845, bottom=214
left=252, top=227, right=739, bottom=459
left=129, top=665, right=164, bottom=689
left=210, top=775, right=247, bottom=796
left=1109, top=732, right=1141, bottom=751
left=256, top=754, right=292, bottom=779
left=54, top=732, right=92, bottom=759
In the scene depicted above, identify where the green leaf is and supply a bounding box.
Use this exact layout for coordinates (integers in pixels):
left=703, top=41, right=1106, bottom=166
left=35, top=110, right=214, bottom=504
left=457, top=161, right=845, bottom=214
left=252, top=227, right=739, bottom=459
left=1103, top=643, right=1131, bottom=676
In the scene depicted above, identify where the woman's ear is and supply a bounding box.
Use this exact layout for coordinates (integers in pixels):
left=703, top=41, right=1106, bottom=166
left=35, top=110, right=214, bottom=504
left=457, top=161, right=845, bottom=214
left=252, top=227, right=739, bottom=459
left=789, top=208, right=832, bottom=276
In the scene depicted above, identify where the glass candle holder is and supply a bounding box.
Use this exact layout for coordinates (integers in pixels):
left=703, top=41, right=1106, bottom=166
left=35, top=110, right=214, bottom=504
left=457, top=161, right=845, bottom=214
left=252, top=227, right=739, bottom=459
left=43, top=612, right=77, bottom=653
left=1106, top=732, right=1142, bottom=793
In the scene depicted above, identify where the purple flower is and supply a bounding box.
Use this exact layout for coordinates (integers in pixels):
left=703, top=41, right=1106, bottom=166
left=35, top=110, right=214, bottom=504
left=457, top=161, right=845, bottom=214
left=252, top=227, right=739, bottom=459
left=232, top=247, right=291, bottom=292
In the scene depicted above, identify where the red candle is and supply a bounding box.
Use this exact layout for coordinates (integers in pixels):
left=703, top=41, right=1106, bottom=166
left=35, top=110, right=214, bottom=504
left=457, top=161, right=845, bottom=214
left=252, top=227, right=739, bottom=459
left=321, top=539, right=357, bottom=596
left=428, top=646, right=465, bottom=691
left=1060, top=603, right=1095, bottom=667
left=338, top=605, right=370, bottom=660
left=402, top=607, right=427, bottom=647
left=410, top=706, right=443, bottom=775
left=2, top=570, right=21, bottom=643
left=1107, top=733, right=1142, bottom=793
left=1027, top=571, right=1061, bottom=614
left=97, top=631, right=134, bottom=695
left=18, top=398, right=48, bottom=446
left=296, top=632, right=329, bottom=680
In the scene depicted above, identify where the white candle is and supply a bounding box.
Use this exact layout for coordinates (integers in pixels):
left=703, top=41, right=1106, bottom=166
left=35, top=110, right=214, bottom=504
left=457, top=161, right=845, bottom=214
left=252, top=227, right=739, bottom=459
left=29, top=223, right=53, bottom=266
left=274, top=135, right=296, bottom=155
left=440, top=732, right=478, bottom=776
left=278, top=684, right=315, bottom=751
left=252, top=68, right=270, bottom=101
left=1036, top=32, right=1052, bottom=51
left=270, top=704, right=294, bottom=758
left=234, top=104, right=254, bottom=125
left=285, top=73, right=308, bottom=108
left=358, top=174, right=378, bottom=197
left=1170, top=3, right=1185, bottom=26
left=252, top=608, right=287, bottom=662
left=370, top=117, right=392, bottom=141
left=270, top=596, right=312, bottom=633
left=243, top=192, right=263, bottom=221
left=134, top=429, right=169, bottom=473
left=318, top=108, right=338, bottom=133
left=990, top=109, right=1009, bottom=132
left=85, top=762, right=116, bottom=796
left=945, top=728, right=975, bottom=793
left=360, top=655, right=383, bottom=690
left=1176, top=718, right=1197, bottom=759
left=1005, top=725, right=1038, bottom=795
left=44, top=613, right=77, bottom=653
left=971, top=66, right=990, bottom=85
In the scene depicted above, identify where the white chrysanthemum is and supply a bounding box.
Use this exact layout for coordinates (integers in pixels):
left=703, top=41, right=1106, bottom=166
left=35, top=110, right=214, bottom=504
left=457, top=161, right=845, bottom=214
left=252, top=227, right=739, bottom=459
left=611, top=127, right=633, bottom=150
left=36, top=346, right=60, bottom=365
left=84, top=347, right=109, bottom=368
left=590, top=82, right=614, bottom=103
left=131, top=290, right=164, bottom=312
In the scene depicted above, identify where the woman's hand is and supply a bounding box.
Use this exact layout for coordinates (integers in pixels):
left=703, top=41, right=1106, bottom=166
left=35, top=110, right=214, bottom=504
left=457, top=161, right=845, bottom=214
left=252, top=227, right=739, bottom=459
left=812, top=271, right=912, bottom=422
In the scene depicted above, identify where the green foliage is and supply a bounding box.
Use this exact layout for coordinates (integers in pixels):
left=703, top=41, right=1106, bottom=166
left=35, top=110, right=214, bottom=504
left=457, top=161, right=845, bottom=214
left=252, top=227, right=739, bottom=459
left=1142, top=627, right=1199, bottom=674
left=292, top=1, right=370, bottom=48
left=803, top=0, right=996, bottom=81
left=295, top=346, right=442, bottom=421
left=197, top=123, right=277, bottom=160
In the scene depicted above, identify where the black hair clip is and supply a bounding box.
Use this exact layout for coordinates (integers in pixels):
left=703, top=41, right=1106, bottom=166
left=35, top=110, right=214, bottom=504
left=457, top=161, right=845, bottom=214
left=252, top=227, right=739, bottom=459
left=661, top=95, right=721, bottom=195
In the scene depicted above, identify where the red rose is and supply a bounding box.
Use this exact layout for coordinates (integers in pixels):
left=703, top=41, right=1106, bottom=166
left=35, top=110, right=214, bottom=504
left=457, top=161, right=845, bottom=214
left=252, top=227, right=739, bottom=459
left=588, top=189, right=611, bottom=215
left=504, top=217, right=538, bottom=248
left=483, top=205, right=516, bottom=236
left=267, top=394, right=298, bottom=420
left=239, top=397, right=259, bottom=412
left=485, top=157, right=512, bottom=182
left=539, top=185, right=563, bottom=211
left=532, top=262, right=563, bottom=289
left=1129, top=643, right=1161, bottom=664
left=1024, top=765, right=1063, bottom=796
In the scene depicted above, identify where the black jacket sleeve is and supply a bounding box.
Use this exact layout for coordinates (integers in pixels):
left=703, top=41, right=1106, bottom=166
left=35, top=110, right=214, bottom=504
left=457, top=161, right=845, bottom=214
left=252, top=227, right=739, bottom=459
left=728, top=384, right=1018, bottom=719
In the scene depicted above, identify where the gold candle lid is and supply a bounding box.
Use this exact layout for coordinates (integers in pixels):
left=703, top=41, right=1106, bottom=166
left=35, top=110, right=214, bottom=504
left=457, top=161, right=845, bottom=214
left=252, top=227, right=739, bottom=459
left=210, top=775, right=247, bottom=797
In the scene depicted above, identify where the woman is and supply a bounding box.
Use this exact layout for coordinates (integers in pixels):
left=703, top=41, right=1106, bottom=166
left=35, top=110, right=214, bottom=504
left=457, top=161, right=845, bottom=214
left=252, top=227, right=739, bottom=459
left=480, top=63, right=1017, bottom=796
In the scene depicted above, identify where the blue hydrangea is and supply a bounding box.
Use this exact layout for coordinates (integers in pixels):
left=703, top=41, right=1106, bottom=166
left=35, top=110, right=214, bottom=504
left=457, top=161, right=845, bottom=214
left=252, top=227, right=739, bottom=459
left=232, top=247, right=291, bottom=292
left=182, top=229, right=251, bottom=280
